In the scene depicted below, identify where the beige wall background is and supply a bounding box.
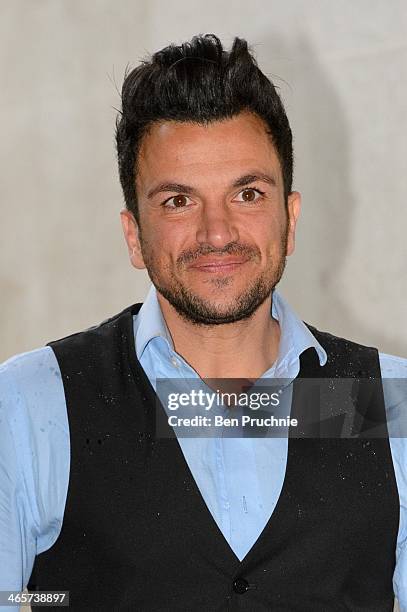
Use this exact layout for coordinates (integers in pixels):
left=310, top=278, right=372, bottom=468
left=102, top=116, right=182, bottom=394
left=1, top=0, right=406, bottom=363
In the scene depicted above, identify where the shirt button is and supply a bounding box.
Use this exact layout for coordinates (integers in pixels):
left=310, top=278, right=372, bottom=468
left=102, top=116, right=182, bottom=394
left=232, top=577, right=249, bottom=594
left=170, top=357, right=179, bottom=367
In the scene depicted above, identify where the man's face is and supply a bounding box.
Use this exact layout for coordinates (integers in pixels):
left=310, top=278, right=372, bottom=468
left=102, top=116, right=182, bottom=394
left=121, top=111, right=300, bottom=325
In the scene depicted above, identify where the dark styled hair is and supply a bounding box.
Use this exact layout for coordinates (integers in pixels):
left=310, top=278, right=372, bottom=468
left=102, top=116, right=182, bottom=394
left=115, top=34, right=293, bottom=222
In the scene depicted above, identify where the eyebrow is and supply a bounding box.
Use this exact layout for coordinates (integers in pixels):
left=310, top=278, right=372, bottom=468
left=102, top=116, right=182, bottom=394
left=146, top=172, right=277, bottom=200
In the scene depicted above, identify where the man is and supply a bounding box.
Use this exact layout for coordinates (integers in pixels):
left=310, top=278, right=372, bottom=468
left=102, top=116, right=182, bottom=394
left=0, top=34, right=406, bottom=611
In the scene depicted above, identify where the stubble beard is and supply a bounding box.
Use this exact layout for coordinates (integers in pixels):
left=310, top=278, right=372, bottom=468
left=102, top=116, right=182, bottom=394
left=139, top=230, right=288, bottom=327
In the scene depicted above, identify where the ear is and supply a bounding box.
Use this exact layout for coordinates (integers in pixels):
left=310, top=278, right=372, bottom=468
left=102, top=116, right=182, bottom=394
left=285, top=191, right=301, bottom=257
left=120, top=208, right=146, bottom=270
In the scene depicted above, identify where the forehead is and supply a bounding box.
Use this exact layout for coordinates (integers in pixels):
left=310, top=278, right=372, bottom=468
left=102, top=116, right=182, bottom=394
left=136, top=111, right=282, bottom=191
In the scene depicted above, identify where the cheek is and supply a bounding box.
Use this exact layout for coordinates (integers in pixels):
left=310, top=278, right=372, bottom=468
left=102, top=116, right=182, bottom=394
left=255, top=223, right=281, bottom=248
left=156, top=220, right=195, bottom=253
left=259, top=225, right=288, bottom=259
left=140, top=222, right=185, bottom=266
left=139, top=219, right=165, bottom=253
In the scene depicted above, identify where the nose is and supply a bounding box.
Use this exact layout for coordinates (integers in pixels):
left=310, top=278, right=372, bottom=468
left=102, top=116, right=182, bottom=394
left=195, top=202, right=239, bottom=249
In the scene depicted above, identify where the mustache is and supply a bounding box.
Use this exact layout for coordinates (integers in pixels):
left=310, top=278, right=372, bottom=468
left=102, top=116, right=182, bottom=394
left=177, top=242, right=261, bottom=266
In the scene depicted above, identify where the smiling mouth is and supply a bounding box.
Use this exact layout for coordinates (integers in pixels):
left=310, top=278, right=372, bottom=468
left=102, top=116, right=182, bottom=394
left=188, top=258, right=250, bottom=273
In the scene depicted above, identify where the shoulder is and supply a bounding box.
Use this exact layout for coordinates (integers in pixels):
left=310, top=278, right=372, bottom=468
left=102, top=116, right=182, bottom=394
left=306, top=323, right=379, bottom=356
left=379, top=352, right=407, bottom=377
left=307, top=322, right=406, bottom=370
left=47, top=303, right=142, bottom=347
left=304, top=323, right=382, bottom=377
left=0, top=345, right=66, bottom=417
left=1, top=344, right=60, bottom=383
left=44, top=305, right=142, bottom=376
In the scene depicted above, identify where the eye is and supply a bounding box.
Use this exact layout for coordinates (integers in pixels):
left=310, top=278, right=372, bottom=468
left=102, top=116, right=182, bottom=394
left=161, top=194, right=193, bottom=209
left=234, top=188, right=265, bottom=203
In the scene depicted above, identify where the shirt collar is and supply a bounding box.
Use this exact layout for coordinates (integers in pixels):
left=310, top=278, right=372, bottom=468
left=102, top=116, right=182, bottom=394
left=271, top=291, right=327, bottom=372
left=134, top=284, right=174, bottom=360
left=134, top=284, right=327, bottom=368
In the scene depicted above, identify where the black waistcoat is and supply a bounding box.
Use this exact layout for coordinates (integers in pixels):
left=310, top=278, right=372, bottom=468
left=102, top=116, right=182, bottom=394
left=28, top=303, right=400, bottom=611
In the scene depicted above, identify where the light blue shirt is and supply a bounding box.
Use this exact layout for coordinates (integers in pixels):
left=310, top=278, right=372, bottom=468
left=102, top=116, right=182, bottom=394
left=0, top=286, right=406, bottom=609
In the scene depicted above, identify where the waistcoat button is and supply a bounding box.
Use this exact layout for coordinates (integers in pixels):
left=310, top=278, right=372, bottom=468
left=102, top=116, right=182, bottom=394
left=233, top=577, right=249, bottom=594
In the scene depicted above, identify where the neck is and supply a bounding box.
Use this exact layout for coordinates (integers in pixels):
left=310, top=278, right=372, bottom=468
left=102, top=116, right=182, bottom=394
left=156, top=293, right=280, bottom=380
